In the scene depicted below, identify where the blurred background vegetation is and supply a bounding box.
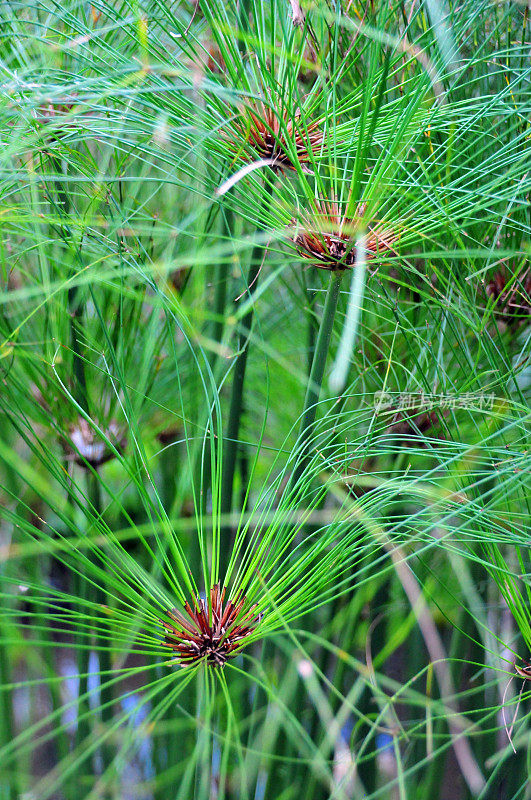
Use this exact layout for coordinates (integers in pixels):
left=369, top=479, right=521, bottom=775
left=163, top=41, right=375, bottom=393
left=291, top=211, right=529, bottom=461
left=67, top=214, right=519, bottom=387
left=0, top=0, right=530, bottom=798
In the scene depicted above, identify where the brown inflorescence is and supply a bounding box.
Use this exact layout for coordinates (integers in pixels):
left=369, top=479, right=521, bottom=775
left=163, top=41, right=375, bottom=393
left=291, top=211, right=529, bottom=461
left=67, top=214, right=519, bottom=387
left=388, top=407, right=449, bottom=439
left=32, top=94, right=85, bottom=132
left=233, top=100, right=322, bottom=173
left=64, top=417, right=126, bottom=469
left=486, top=267, right=531, bottom=325
left=294, top=199, right=398, bottom=271
left=515, top=662, right=531, bottom=680
left=162, top=584, right=261, bottom=668
left=35, top=100, right=77, bottom=122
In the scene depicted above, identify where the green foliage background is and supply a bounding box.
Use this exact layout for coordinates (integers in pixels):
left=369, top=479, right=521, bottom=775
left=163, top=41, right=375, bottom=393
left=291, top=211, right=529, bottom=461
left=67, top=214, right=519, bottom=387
left=0, top=0, right=530, bottom=798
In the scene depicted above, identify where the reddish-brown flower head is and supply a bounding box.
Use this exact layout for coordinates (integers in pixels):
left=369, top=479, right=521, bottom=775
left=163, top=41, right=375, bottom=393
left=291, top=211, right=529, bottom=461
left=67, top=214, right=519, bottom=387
left=515, top=662, right=531, bottom=680
left=294, top=199, right=398, bottom=271
left=232, top=99, right=321, bottom=173
left=162, top=584, right=261, bottom=668
left=486, top=267, right=531, bottom=325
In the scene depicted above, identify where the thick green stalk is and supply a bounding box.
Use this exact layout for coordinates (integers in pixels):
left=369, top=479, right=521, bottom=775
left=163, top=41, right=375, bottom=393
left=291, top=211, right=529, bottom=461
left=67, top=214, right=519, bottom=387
left=51, top=150, right=101, bottom=768
left=0, top=619, right=15, bottom=800
left=219, top=262, right=259, bottom=520
left=209, top=211, right=231, bottom=368
left=219, top=187, right=272, bottom=538
left=193, top=211, right=232, bottom=516
left=74, top=575, right=91, bottom=753
left=49, top=154, right=88, bottom=413
left=68, top=284, right=88, bottom=413
left=292, top=271, right=343, bottom=488
left=306, top=286, right=318, bottom=376
left=75, top=473, right=110, bottom=759
left=89, top=474, right=113, bottom=725
left=285, top=275, right=344, bottom=766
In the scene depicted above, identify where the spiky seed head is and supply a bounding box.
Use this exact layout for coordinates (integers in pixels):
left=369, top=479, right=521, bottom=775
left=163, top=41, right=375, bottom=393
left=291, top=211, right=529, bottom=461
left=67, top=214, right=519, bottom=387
left=162, top=584, right=261, bottom=668
left=231, top=99, right=321, bottom=173
left=294, top=199, right=398, bottom=271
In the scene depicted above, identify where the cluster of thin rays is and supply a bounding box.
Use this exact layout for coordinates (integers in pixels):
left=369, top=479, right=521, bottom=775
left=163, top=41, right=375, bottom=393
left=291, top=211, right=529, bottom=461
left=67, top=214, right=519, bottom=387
left=0, top=0, right=530, bottom=796
left=3, top=398, right=528, bottom=649
left=1, top=409, right=530, bottom=791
